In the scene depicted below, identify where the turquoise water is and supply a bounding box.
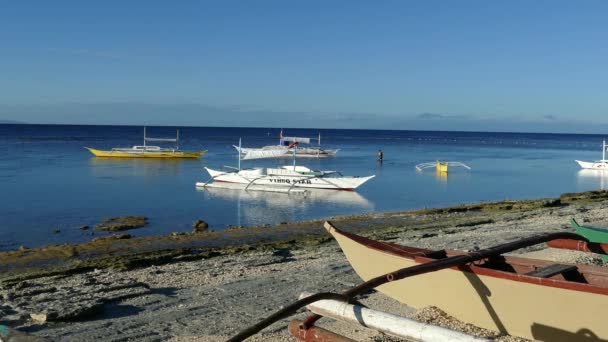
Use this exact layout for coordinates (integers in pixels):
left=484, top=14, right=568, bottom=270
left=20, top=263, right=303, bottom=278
left=1, top=124, right=606, bottom=250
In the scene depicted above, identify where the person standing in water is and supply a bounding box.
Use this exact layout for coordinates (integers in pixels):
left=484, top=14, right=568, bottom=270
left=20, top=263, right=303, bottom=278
left=377, top=149, right=383, bottom=162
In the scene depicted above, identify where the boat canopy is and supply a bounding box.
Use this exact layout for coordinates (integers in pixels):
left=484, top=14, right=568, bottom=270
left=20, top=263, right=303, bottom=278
left=241, top=149, right=289, bottom=160
left=282, top=136, right=311, bottom=144
left=144, top=137, right=178, bottom=142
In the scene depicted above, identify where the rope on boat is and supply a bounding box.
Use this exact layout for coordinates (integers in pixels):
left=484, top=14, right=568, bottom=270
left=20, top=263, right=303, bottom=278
left=227, top=226, right=591, bottom=341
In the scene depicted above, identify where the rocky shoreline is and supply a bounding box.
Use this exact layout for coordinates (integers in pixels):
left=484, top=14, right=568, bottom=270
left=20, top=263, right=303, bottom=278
left=2, top=190, right=608, bottom=341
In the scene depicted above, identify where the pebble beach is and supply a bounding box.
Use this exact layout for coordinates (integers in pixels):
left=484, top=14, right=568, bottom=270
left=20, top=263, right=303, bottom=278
left=1, top=190, right=607, bottom=341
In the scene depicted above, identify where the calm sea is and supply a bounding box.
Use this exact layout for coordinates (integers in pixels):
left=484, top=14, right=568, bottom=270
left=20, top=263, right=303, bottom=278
left=1, top=124, right=607, bottom=250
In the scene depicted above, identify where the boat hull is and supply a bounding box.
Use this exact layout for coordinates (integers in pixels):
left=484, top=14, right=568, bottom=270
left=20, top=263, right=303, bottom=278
left=575, top=160, right=608, bottom=170
left=571, top=219, right=608, bottom=261
left=202, top=167, right=374, bottom=191
left=85, top=147, right=206, bottom=158
left=327, top=224, right=608, bottom=341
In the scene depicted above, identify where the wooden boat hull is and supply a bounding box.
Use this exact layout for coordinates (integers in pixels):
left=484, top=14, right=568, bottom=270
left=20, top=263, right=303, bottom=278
left=572, top=218, right=608, bottom=261
left=327, top=224, right=608, bottom=341
left=85, top=147, right=206, bottom=158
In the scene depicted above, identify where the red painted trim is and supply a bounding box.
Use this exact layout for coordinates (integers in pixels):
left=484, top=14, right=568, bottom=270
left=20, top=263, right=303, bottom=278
left=333, top=227, right=608, bottom=296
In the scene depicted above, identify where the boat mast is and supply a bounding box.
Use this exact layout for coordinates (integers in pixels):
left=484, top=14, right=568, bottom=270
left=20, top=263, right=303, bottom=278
left=144, top=127, right=146, bottom=147
left=604, top=139, right=606, bottom=161
left=293, top=144, right=297, bottom=170
left=176, top=129, right=180, bottom=150
left=238, top=137, right=242, bottom=171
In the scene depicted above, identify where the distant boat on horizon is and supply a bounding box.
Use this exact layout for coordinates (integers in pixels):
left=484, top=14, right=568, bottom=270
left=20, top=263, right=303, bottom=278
left=85, top=127, right=206, bottom=159
left=234, top=129, right=339, bottom=158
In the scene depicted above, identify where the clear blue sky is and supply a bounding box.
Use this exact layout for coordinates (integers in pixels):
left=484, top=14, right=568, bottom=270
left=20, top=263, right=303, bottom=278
left=1, top=1, right=608, bottom=132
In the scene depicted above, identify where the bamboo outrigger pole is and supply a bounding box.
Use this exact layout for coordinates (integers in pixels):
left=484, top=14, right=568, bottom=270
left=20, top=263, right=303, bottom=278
left=227, top=222, right=600, bottom=342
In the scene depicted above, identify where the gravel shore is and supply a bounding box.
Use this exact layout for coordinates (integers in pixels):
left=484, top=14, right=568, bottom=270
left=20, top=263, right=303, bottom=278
left=1, top=191, right=608, bottom=341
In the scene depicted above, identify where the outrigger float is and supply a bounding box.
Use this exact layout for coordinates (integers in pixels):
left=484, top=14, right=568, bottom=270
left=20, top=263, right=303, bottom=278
left=575, top=139, right=608, bottom=170
left=197, top=139, right=373, bottom=192
left=229, top=221, right=608, bottom=342
left=85, top=127, right=206, bottom=158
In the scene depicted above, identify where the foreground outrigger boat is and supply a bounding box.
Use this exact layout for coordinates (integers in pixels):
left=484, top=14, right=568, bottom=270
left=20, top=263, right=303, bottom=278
left=234, top=130, right=338, bottom=158
left=575, top=139, right=608, bottom=170
left=324, top=223, right=608, bottom=341
left=229, top=222, right=608, bottom=342
left=85, top=127, right=206, bottom=158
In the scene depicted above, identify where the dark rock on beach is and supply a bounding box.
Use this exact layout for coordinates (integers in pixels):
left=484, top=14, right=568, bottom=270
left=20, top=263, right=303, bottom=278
left=95, top=216, right=147, bottom=232
left=192, top=220, right=209, bottom=233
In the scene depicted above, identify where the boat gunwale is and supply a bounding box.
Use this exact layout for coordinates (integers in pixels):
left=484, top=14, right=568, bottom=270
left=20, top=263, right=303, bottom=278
left=332, top=227, right=608, bottom=296
left=573, top=222, right=608, bottom=234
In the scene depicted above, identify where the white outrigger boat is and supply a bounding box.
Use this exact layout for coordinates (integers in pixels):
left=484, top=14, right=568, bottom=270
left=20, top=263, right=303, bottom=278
left=197, top=140, right=373, bottom=192
left=576, top=140, right=608, bottom=170
left=234, top=130, right=338, bottom=158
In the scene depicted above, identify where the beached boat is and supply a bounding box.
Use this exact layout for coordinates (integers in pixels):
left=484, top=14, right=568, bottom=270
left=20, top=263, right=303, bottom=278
left=85, top=127, right=206, bottom=158
left=198, top=140, right=372, bottom=191
left=325, top=222, right=608, bottom=341
left=571, top=218, right=608, bottom=261
left=233, top=130, right=338, bottom=158
left=228, top=222, right=608, bottom=342
left=575, top=139, right=608, bottom=169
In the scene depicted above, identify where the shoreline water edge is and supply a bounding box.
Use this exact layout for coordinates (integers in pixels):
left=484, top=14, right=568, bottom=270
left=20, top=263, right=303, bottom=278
left=2, top=190, right=608, bottom=341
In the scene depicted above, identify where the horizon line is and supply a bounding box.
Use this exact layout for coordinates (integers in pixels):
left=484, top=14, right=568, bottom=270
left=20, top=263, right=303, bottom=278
left=2, top=121, right=608, bottom=137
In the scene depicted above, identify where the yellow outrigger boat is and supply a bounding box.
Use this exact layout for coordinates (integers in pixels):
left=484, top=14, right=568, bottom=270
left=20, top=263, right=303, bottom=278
left=85, top=127, right=206, bottom=159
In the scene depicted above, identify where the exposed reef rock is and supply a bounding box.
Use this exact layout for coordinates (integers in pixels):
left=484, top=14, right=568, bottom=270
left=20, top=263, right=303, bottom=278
left=91, top=234, right=132, bottom=242
left=95, top=216, right=147, bottom=232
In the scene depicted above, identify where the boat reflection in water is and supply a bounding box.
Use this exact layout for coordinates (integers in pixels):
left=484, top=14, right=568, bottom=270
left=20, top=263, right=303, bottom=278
left=88, top=157, right=188, bottom=179
left=435, top=169, right=448, bottom=183
left=577, top=169, right=608, bottom=190
left=197, top=183, right=374, bottom=227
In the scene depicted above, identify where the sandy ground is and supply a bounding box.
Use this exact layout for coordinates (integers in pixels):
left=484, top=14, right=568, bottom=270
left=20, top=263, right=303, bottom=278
left=3, top=196, right=608, bottom=342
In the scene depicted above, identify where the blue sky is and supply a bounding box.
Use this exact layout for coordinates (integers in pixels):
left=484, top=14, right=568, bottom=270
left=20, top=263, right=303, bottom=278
left=1, top=1, right=608, bottom=132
